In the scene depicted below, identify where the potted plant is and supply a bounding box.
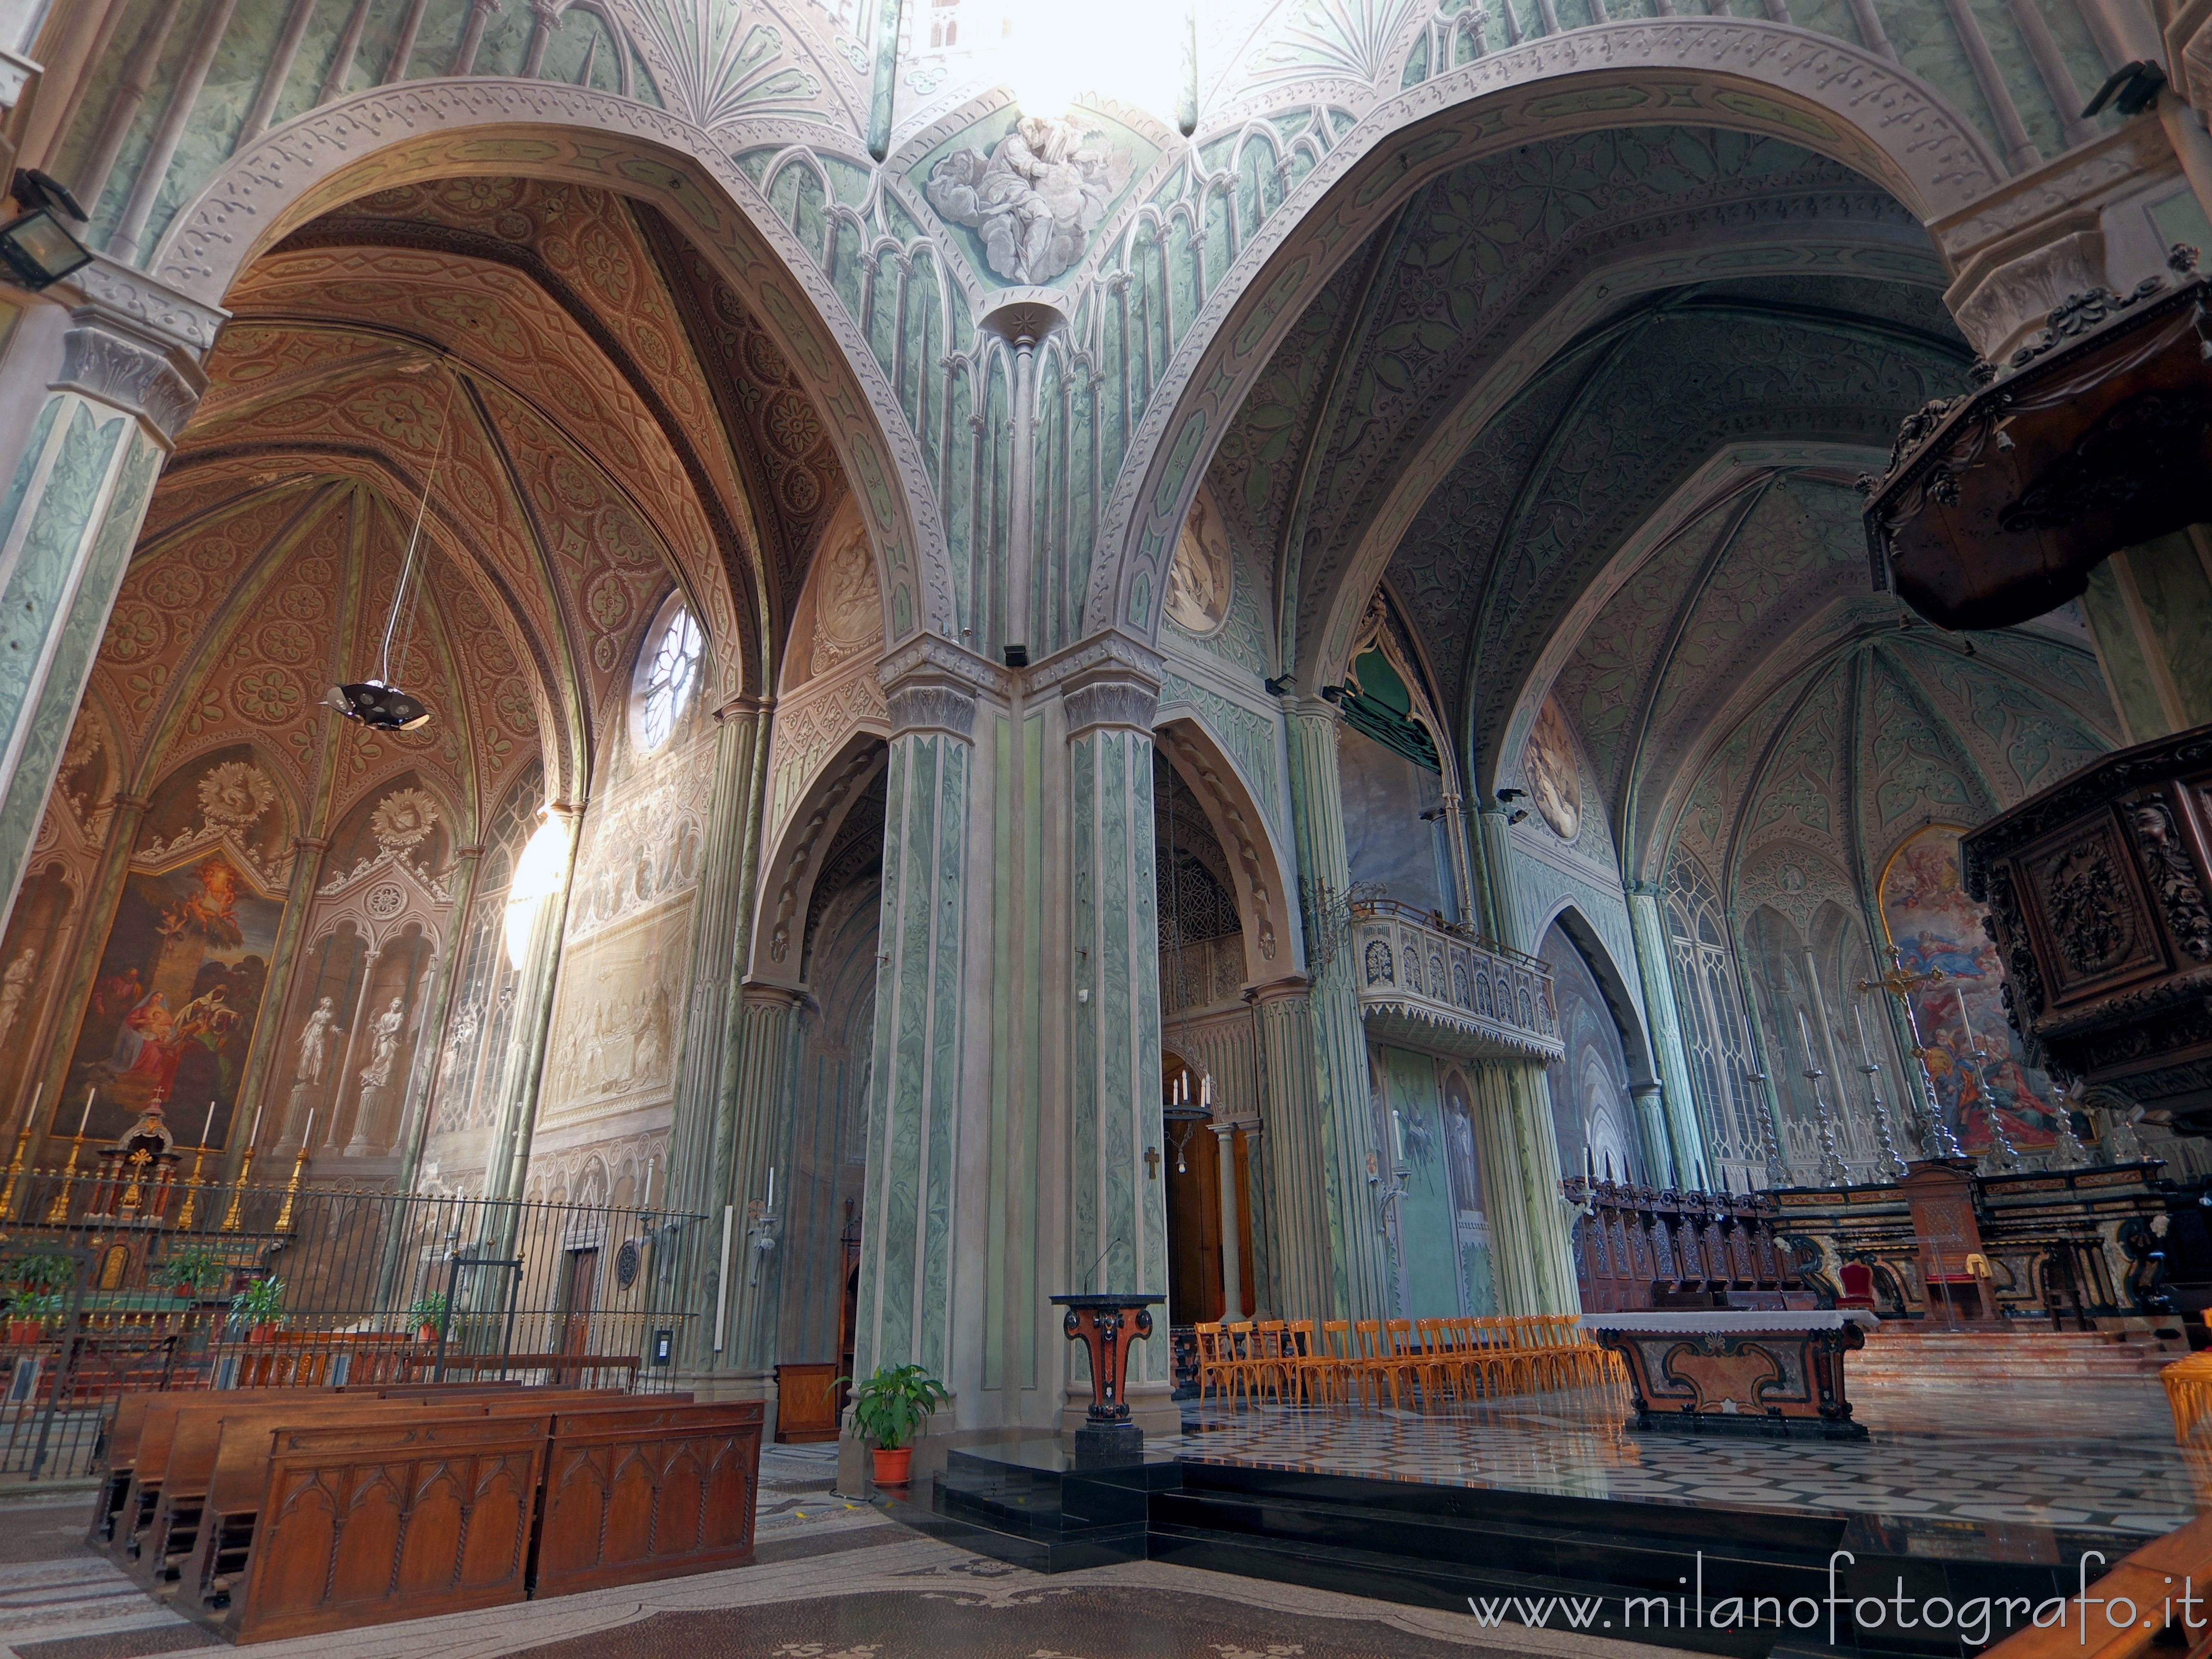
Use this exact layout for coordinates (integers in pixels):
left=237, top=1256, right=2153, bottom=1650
left=154, top=1245, right=225, bottom=1300
left=844, top=1362, right=950, bottom=1486
left=6, top=1291, right=61, bottom=1345
left=231, top=1275, right=285, bottom=1343
left=408, top=1293, right=448, bottom=1344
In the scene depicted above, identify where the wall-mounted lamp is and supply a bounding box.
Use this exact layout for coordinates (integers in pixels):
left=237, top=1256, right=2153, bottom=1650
left=0, top=170, right=92, bottom=292
left=1507, top=809, right=1529, bottom=825
left=1495, top=788, right=1526, bottom=804
left=1262, top=674, right=1295, bottom=696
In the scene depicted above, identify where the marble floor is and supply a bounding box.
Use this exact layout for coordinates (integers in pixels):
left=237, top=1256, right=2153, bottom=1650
left=0, top=1464, right=1675, bottom=1659
left=1160, top=1370, right=2201, bottom=1543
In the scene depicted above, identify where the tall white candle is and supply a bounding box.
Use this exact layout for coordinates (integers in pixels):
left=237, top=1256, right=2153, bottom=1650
left=1853, top=1001, right=1875, bottom=1068
left=201, top=1100, right=217, bottom=1148
left=77, top=1089, right=96, bottom=1138
left=1796, top=1007, right=1817, bottom=1070
left=1956, top=986, right=1978, bottom=1056
left=249, top=1098, right=265, bottom=1147
left=765, top=1164, right=773, bottom=1210
left=19, top=1082, right=37, bottom=1138
left=301, top=1108, right=315, bottom=1149
left=1392, top=1108, right=1404, bottom=1161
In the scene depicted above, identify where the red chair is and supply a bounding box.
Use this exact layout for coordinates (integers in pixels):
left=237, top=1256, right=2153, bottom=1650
left=1837, top=1261, right=1878, bottom=1311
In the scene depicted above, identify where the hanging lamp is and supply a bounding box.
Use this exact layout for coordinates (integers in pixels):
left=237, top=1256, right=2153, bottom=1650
left=327, top=361, right=445, bottom=732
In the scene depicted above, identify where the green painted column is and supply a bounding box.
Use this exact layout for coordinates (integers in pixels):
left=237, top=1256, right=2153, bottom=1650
left=1249, top=975, right=1333, bottom=1322
left=1474, top=805, right=1528, bottom=952
left=1470, top=1062, right=1580, bottom=1315
left=482, top=803, right=579, bottom=1207
left=0, top=312, right=204, bottom=945
left=1062, top=650, right=1171, bottom=1398
left=851, top=644, right=987, bottom=1391
left=1627, top=884, right=1707, bottom=1186
left=1284, top=700, right=1390, bottom=1321
left=670, top=695, right=770, bottom=1370
left=717, top=983, right=803, bottom=1384
left=2079, top=530, right=2212, bottom=743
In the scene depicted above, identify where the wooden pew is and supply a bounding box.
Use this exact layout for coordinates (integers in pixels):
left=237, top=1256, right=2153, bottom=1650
left=105, top=1388, right=329, bottom=1558
left=93, top=1382, right=534, bottom=1554
left=173, top=1389, right=645, bottom=1617
left=216, top=1411, right=554, bottom=1643
left=529, top=1400, right=763, bottom=1597
left=133, top=1396, right=489, bottom=1588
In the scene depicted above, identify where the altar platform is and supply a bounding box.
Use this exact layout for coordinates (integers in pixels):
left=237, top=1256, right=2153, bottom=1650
left=879, top=1361, right=2203, bottom=1656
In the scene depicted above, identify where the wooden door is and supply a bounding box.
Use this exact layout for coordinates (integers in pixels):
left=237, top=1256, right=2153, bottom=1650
left=560, top=1250, right=598, bottom=1356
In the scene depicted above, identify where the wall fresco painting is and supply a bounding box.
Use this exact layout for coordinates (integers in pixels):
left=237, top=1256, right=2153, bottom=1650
left=62, top=851, right=281, bottom=1147
left=1878, top=824, right=2059, bottom=1154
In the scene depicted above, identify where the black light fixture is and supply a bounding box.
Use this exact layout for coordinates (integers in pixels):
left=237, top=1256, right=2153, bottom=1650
left=0, top=171, right=92, bottom=292
left=323, top=681, right=432, bottom=731
left=328, top=358, right=450, bottom=734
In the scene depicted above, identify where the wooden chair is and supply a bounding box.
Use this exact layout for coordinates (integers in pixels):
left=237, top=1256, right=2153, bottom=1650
left=1219, top=1322, right=1257, bottom=1406
left=1279, top=1321, right=1318, bottom=1405
left=1300, top=1320, right=1356, bottom=1406
left=1352, top=1321, right=1413, bottom=1409
left=1192, top=1322, right=1232, bottom=1405
left=2165, top=1352, right=2212, bottom=1444
left=1251, top=1320, right=1292, bottom=1403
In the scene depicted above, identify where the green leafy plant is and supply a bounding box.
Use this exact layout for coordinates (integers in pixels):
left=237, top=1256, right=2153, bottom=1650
left=12, top=1291, right=65, bottom=1328
left=843, top=1363, right=950, bottom=1452
left=230, top=1275, right=286, bottom=1329
left=6, top=1251, right=73, bottom=1294
left=154, top=1245, right=225, bottom=1295
left=407, top=1293, right=448, bottom=1330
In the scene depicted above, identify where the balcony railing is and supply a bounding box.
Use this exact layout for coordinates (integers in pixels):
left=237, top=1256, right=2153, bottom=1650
left=1348, top=899, right=1563, bottom=1062
left=1162, top=931, right=1249, bottom=1015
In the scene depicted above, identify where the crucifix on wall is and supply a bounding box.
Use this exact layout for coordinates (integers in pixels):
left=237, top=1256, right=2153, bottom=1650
left=1143, top=1146, right=1160, bottom=1180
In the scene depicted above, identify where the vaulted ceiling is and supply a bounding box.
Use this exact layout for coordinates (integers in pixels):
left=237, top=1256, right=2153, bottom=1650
left=1200, top=120, right=2123, bottom=901
left=78, top=176, right=851, bottom=845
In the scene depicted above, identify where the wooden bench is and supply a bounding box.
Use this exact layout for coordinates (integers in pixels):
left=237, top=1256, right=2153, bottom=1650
left=529, top=1401, right=763, bottom=1597
left=173, top=1389, right=640, bottom=1617
left=216, top=1411, right=555, bottom=1643
left=1984, top=1510, right=2212, bottom=1656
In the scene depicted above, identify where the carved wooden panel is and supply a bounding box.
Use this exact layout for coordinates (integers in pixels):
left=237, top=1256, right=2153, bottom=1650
left=232, top=1414, right=550, bottom=1642
left=2016, top=813, right=2166, bottom=1003
left=529, top=1402, right=761, bottom=1598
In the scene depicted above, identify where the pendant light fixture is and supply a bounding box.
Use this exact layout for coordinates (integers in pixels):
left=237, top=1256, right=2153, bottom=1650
left=326, top=360, right=446, bottom=732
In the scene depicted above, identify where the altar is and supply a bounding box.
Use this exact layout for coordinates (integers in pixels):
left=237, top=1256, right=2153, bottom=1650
left=1584, top=1310, right=1879, bottom=1440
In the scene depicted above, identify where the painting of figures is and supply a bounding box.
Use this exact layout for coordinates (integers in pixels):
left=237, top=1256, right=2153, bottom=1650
left=60, top=853, right=280, bottom=1147
left=1879, top=825, right=2060, bottom=1154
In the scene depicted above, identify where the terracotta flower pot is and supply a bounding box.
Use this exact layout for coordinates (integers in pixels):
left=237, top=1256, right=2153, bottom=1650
left=6, top=1319, right=39, bottom=1345
left=247, top=1323, right=275, bottom=1344
left=418, top=1324, right=439, bottom=1344
left=871, top=1445, right=913, bottom=1486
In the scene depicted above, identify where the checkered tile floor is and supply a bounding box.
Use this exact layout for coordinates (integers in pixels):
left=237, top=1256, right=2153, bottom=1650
left=1161, top=1372, right=2200, bottom=1538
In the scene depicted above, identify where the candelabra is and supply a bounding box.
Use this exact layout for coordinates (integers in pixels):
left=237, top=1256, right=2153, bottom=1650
left=1965, top=1045, right=2025, bottom=1174
left=174, top=1142, right=210, bottom=1229
left=273, top=1140, right=311, bottom=1233
left=1860, top=948, right=1964, bottom=1159
left=1745, top=1067, right=1792, bottom=1189
left=220, top=1142, right=258, bottom=1232
left=42, top=1135, right=85, bottom=1224
left=1857, top=1056, right=1909, bottom=1179
left=2049, top=1081, right=2094, bottom=1169
left=1798, top=1009, right=1849, bottom=1187
left=0, top=1125, right=27, bottom=1221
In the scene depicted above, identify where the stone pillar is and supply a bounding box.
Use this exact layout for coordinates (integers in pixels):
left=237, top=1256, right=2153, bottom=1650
left=1248, top=974, right=1331, bottom=1320
left=2078, top=530, right=2212, bottom=744
left=0, top=276, right=214, bottom=947
left=1063, top=646, right=1171, bottom=1405
left=394, top=842, right=482, bottom=1192
left=670, top=693, right=770, bottom=1361
left=1627, top=883, right=1707, bottom=1185
left=850, top=644, right=988, bottom=1390
left=1211, top=1119, right=1246, bottom=1322
left=482, top=802, right=580, bottom=1205
left=1474, top=805, right=1528, bottom=951
left=1283, top=699, right=1390, bottom=1321
left=1470, top=1061, right=1579, bottom=1314
left=715, top=982, right=803, bottom=1391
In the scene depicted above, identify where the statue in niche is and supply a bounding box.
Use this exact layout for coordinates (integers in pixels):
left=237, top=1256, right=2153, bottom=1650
left=924, top=115, right=1132, bottom=285
left=294, top=996, right=336, bottom=1084
left=1521, top=696, right=1583, bottom=842
left=0, top=948, right=36, bottom=1050
left=809, top=524, right=880, bottom=677
left=359, top=997, right=406, bottom=1089
left=1165, top=493, right=1230, bottom=636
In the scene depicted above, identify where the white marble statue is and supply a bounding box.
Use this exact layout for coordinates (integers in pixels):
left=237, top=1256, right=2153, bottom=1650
left=924, top=116, right=1130, bottom=285
left=294, top=996, right=336, bottom=1083
left=0, top=948, right=36, bottom=1049
left=359, top=996, right=405, bottom=1089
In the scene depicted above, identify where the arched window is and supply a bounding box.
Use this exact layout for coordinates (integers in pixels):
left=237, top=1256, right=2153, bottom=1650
left=635, top=597, right=705, bottom=753
left=1664, top=851, right=1765, bottom=1188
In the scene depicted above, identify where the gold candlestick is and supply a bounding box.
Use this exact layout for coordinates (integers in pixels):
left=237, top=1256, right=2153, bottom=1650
left=42, top=1135, right=85, bottom=1225
left=175, top=1144, right=209, bottom=1229
left=219, top=1143, right=257, bottom=1232
left=273, top=1142, right=310, bottom=1233
left=0, top=1125, right=28, bottom=1221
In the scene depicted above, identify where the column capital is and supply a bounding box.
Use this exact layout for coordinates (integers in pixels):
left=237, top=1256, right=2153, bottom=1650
left=1244, top=974, right=1312, bottom=1008
left=1626, top=880, right=1663, bottom=900
left=739, top=981, right=805, bottom=1013
left=1028, top=629, right=1163, bottom=737
left=714, top=693, right=773, bottom=721
left=292, top=835, right=334, bottom=853
left=1629, top=1081, right=1665, bottom=1101
left=878, top=635, right=1006, bottom=741
left=1290, top=696, right=1340, bottom=725
left=51, top=314, right=209, bottom=447
left=58, top=253, right=228, bottom=356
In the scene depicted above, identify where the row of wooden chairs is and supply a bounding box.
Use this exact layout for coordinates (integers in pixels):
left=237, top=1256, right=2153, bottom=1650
left=1194, top=1315, right=1623, bottom=1410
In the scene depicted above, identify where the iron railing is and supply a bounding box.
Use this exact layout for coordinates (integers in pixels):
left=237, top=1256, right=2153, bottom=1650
left=0, top=1157, right=702, bottom=1481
